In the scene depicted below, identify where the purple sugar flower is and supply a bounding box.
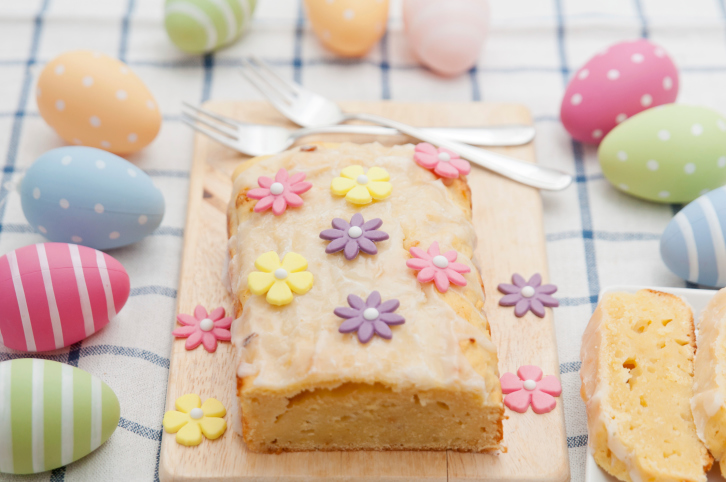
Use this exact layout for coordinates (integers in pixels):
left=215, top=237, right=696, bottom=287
left=498, top=273, right=559, bottom=318
left=320, top=213, right=389, bottom=260
left=334, top=291, right=405, bottom=343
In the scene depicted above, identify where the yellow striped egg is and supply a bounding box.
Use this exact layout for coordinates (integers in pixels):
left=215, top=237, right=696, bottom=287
left=0, top=359, right=120, bottom=475
left=36, top=51, right=161, bottom=155
left=164, top=0, right=257, bottom=54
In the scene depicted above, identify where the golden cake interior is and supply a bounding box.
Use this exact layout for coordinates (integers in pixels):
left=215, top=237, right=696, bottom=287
left=228, top=142, right=503, bottom=453
left=582, top=289, right=711, bottom=482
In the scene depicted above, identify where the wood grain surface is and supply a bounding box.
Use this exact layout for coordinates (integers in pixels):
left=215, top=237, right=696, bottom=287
left=159, top=101, right=570, bottom=482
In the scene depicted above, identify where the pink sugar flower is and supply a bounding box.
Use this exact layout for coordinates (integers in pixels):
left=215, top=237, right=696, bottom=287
left=500, top=365, right=562, bottom=414
left=247, top=168, right=312, bottom=216
left=406, top=241, right=470, bottom=293
left=173, top=305, right=233, bottom=353
left=414, top=143, right=471, bottom=179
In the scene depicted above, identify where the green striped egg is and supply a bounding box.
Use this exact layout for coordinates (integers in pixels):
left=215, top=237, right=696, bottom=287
left=599, top=104, right=726, bottom=203
left=164, top=0, right=257, bottom=54
left=0, top=359, right=120, bottom=475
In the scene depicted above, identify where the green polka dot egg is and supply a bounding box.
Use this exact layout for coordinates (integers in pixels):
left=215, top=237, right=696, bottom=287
left=0, top=359, right=120, bottom=475
left=164, top=0, right=257, bottom=54
left=599, top=104, right=726, bottom=203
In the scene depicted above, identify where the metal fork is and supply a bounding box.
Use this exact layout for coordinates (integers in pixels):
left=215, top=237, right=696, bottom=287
left=240, top=57, right=572, bottom=191
left=181, top=103, right=538, bottom=156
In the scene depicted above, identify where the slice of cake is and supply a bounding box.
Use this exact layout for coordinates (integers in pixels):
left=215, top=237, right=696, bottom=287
left=580, top=289, right=712, bottom=482
left=692, top=288, right=726, bottom=476
left=227, top=142, right=503, bottom=453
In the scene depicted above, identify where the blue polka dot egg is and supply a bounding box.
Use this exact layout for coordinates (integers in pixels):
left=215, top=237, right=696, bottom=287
left=598, top=104, right=726, bottom=203
left=21, top=146, right=165, bottom=250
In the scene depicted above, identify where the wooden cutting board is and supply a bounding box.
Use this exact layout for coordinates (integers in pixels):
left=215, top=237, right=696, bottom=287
left=159, top=101, right=570, bottom=482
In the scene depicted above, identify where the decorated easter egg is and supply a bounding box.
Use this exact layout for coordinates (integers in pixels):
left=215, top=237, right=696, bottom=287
left=660, top=186, right=726, bottom=287
left=21, top=146, right=165, bottom=250
left=0, top=359, right=120, bottom=474
left=164, top=0, right=257, bottom=54
left=560, top=39, right=679, bottom=144
left=598, top=105, right=726, bottom=204
left=0, top=243, right=130, bottom=353
left=305, top=0, right=389, bottom=57
left=36, top=51, right=161, bottom=155
left=403, top=0, right=489, bottom=77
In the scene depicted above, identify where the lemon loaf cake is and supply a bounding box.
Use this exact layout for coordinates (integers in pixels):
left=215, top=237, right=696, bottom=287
left=227, top=142, right=503, bottom=453
left=580, top=289, right=712, bottom=482
left=692, top=288, right=726, bottom=476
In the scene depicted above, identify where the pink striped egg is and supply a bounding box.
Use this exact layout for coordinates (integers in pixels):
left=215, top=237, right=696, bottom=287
left=560, top=39, right=679, bottom=144
left=0, top=243, right=129, bottom=352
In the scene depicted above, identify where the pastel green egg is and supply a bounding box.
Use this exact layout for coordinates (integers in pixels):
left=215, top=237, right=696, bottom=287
left=0, top=359, right=120, bottom=475
left=598, top=104, right=726, bottom=203
left=164, top=0, right=257, bottom=54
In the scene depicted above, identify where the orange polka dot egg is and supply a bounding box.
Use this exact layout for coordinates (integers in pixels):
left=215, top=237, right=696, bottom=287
left=305, top=0, right=389, bottom=57
left=36, top=51, right=161, bottom=155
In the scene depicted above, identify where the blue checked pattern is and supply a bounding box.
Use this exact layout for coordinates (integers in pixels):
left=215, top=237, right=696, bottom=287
left=0, top=0, right=722, bottom=480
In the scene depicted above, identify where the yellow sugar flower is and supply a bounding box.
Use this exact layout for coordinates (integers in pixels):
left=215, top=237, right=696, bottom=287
left=331, top=165, right=392, bottom=205
left=162, top=394, right=227, bottom=446
left=248, top=251, right=314, bottom=306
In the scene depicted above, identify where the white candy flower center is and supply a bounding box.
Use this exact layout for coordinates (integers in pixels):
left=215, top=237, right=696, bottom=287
left=190, top=408, right=204, bottom=419
left=438, top=152, right=451, bottom=162
left=356, top=174, right=369, bottom=185
left=348, top=226, right=363, bottom=238
left=432, top=255, right=449, bottom=269
left=523, top=379, right=537, bottom=391
left=199, top=318, right=214, bottom=332
left=521, top=286, right=535, bottom=298
left=363, top=308, right=379, bottom=321
left=274, top=268, right=288, bottom=280
left=270, top=182, right=284, bottom=195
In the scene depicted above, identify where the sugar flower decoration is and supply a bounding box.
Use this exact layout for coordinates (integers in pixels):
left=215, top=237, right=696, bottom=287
left=173, top=305, right=232, bottom=353
left=500, top=365, right=562, bottom=414
left=414, top=143, right=471, bottom=179
left=497, top=273, right=558, bottom=318
left=247, top=168, right=312, bottom=216
left=320, top=213, right=389, bottom=260
left=248, top=251, right=313, bottom=306
left=162, top=394, right=227, bottom=446
left=331, top=165, right=392, bottom=205
left=335, top=291, right=405, bottom=343
left=406, top=241, right=470, bottom=293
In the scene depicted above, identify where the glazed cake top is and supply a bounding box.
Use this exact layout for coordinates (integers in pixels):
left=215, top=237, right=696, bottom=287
left=228, top=142, right=497, bottom=398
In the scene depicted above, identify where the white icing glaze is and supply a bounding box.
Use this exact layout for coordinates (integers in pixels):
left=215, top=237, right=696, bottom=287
left=363, top=308, right=379, bottom=321
left=348, top=226, right=362, bottom=239
left=190, top=408, right=204, bottom=420
left=521, top=286, right=535, bottom=298
left=199, top=318, right=214, bottom=332
left=523, top=379, right=536, bottom=391
left=437, top=152, right=451, bottom=162
left=432, top=255, right=449, bottom=269
left=270, top=182, right=284, bottom=195
left=356, top=174, right=369, bottom=185
left=229, top=143, right=494, bottom=398
left=274, top=268, right=288, bottom=280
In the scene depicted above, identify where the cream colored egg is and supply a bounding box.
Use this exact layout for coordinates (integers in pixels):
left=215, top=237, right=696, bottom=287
left=36, top=51, right=161, bottom=154
left=305, top=0, right=389, bottom=57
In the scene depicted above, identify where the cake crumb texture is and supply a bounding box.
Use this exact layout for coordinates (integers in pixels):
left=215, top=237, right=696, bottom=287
left=581, top=289, right=712, bottom=482
left=227, top=142, right=503, bottom=453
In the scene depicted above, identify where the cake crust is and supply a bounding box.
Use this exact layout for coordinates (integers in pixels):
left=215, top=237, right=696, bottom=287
left=227, top=142, right=502, bottom=453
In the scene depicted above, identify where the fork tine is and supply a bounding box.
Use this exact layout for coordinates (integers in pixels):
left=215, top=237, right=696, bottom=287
left=181, top=118, right=240, bottom=152
left=240, top=63, right=298, bottom=120
left=182, top=111, right=238, bottom=138
left=249, top=55, right=300, bottom=96
left=182, top=101, right=240, bottom=128
left=241, top=58, right=296, bottom=105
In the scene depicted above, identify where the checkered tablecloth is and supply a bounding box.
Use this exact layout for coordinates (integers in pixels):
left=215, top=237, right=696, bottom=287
left=2, top=0, right=725, bottom=480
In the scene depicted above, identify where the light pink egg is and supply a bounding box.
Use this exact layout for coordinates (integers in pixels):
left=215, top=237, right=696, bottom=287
left=560, top=39, right=679, bottom=144
left=403, top=0, right=489, bottom=77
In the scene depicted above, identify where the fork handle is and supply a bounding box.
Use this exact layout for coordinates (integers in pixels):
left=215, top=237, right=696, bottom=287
left=343, top=113, right=572, bottom=191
